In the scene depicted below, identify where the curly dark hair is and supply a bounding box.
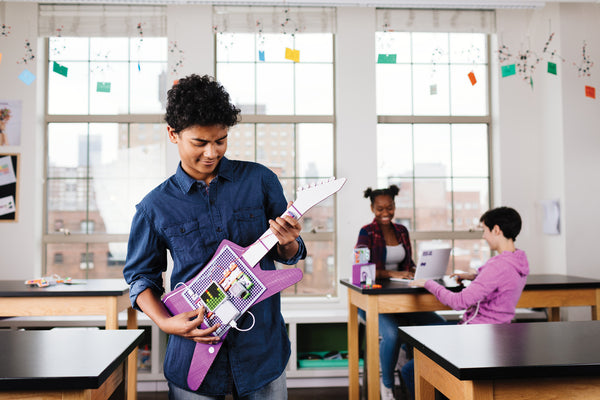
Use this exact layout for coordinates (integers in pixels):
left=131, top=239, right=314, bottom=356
left=363, top=184, right=400, bottom=205
left=165, top=74, right=240, bottom=133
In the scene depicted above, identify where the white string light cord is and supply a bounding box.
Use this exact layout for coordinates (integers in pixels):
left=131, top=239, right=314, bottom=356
left=229, top=311, right=256, bottom=332
left=462, top=301, right=481, bottom=325
left=171, top=282, right=256, bottom=332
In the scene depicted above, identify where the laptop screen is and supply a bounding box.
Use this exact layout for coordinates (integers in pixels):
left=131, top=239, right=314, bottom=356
left=414, top=248, right=452, bottom=280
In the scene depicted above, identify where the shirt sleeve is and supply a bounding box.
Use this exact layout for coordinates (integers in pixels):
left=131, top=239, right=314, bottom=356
left=123, top=206, right=168, bottom=310
left=424, top=271, right=494, bottom=311
left=355, top=227, right=370, bottom=249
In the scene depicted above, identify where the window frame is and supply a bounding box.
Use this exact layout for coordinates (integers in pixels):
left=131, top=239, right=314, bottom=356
left=215, top=31, right=338, bottom=297
left=41, top=37, right=167, bottom=274
left=376, top=33, right=493, bottom=266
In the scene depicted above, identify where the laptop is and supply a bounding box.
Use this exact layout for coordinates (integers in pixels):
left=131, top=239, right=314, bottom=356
left=391, top=247, right=452, bottom=283
left=413, top=247, right=452, bottom=280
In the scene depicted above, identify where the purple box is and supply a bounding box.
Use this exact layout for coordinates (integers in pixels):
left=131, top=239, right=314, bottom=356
left=352, top=263, right=376, bottom=285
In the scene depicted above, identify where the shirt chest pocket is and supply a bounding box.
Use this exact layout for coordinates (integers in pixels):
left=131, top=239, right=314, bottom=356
left=233, top=207, right=266, bottom=244
left=163, top=220, right=212, bottom=254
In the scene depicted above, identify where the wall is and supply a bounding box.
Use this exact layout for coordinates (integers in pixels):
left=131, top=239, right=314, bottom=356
left=558, top=4, right=600, bottom=282
left=495, top=3, right=600, bottom=288
left=0, top=2, right=42, bottom=279
left=331, top=7, right=378, bottom=311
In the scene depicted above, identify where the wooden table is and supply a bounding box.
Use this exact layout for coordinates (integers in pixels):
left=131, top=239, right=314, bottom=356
left=0, top=329, right=144, bottom=399
left=0, top=279, right=139, bottom=400
left=341, top=274, right=600, bottom=400
left=398, top=321, right=600, bottom=400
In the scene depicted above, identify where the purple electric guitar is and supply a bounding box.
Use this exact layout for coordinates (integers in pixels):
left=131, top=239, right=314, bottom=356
left=162, top=177, right=346, bottom=390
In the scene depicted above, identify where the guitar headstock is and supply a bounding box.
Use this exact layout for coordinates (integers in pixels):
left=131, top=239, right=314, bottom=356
left=287, top=177, right=347, bottom=217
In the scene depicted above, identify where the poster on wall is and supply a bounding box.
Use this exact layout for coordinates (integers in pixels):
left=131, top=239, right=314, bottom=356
left=0, top=100, right=23, bottom=146
left=0, top=154, right=19, bottom=222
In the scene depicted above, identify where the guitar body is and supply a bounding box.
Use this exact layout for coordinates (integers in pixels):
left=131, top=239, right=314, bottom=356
left=162, top=240, right=303, bottom=390
left=160, top=177, right=346, bottom=391
left=163, top=240, right=303, bottom=331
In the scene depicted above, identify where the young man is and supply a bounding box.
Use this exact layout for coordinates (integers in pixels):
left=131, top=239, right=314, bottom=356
left=403, top=206, right=529, bottom=399
left=123, top=74, right=306, bottom=399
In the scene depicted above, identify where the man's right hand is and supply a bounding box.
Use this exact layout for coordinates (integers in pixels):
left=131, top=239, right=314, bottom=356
left=159, top=307, right=221, bottom=344
left=136, top=288, right=221, bottom=344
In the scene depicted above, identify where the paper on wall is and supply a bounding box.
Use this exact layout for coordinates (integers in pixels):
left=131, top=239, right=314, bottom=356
left=0, top=155, right=16, bottom=186
left=0, top=195, right=15, bottom=216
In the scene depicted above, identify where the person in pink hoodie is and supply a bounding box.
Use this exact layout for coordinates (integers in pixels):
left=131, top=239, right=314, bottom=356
left=401, top=206, right=529, bottom=399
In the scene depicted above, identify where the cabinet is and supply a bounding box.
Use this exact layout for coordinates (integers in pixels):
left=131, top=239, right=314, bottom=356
left=284, top=309, right=357, bottom=387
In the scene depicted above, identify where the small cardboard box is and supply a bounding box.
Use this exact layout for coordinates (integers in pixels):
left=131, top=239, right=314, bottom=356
left=352, top=263, right=376, bottom=286
left=353, top=248, right=370, bottom=264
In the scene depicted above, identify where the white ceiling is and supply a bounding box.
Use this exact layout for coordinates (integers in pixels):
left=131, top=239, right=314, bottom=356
left=6, top=0, right=600, bottom=8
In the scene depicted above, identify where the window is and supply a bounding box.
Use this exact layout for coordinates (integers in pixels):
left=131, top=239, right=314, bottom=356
left=53, top=253, right=64, bottom=265
left=43, top=31, right=168, bottom=278
left=214, top=6, right=336, bottom=296
left=80, top=252, right=94, bottom=270
left=375, top=9, right=494, bottom=273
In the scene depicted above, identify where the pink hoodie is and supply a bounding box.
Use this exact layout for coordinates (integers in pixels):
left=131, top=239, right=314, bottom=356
left=424, top=249, right=529, bottom=324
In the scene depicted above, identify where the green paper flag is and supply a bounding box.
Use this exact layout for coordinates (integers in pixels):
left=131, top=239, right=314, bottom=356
left=96, top=82, right=111, bottom=93
left=501, top=64, right=516, bottom=77
left=377, top=54, right=397, bottom=64
left=548, top=62, right=557, bottom=75
left=52, top=61, right=68, bottom=77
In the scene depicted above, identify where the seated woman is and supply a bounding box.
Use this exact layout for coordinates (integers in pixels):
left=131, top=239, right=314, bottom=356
left=355, top=185, right=446, bottom=400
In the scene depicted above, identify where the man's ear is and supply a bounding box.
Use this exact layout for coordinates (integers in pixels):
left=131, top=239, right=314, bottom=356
left=492, top=225, right=502, bottom=235
left=167, top=126, right=178, bottom=144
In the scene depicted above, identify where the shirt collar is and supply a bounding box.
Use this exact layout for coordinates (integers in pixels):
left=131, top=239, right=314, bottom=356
left=174, top=157, right=234, bottom=194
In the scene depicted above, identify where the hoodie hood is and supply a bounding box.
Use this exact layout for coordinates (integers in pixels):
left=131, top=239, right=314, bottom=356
left=481, top=248, right=529, bottom=277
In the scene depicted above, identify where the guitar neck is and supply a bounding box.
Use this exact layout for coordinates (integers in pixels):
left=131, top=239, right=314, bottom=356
left=242, top=203, right=303, bottom=267
left=241, top=178, right=346, bottom=268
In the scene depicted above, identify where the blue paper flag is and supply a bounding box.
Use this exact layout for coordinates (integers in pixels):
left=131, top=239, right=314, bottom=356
left=19, top=69, right=36, bottom=85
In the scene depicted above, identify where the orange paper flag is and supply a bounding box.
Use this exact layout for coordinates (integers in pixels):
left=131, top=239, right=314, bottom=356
left=468, top=71, right=477, bottom=86
left=585, top=85, right=596, bottom=99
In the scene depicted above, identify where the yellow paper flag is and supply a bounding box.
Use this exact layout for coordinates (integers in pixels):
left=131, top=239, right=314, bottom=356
left=285, top=47, right=300, bottom=63
left=0, top=53, right=2, bottom=64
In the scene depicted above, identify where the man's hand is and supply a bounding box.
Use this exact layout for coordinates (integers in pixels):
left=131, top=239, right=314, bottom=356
left=159, top=307, right=221, bottom=344
left=136, top=288, right=221, bottom=344
left=271, top=201, right=302, bottom=259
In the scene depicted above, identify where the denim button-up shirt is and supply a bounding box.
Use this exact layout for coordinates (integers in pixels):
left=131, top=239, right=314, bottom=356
left=123, top=157, right=306, bottom=396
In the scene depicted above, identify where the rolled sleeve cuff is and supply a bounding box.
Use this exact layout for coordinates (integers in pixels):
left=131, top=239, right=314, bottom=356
left=276, top=237, right=307, bottom=265
left=129, top=276, right=165, bottom=311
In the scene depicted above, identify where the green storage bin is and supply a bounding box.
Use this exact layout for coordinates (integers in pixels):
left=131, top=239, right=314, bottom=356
left=297, top=351, right=363, bottom=369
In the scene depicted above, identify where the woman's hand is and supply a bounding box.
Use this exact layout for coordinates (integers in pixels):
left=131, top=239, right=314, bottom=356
left=378, top=269, right=414, bottom=280
left=450, top=272, right=477, bottom=284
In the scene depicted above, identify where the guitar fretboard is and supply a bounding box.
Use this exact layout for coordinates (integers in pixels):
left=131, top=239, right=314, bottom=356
left=242, top=203, right=303, bottom=267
